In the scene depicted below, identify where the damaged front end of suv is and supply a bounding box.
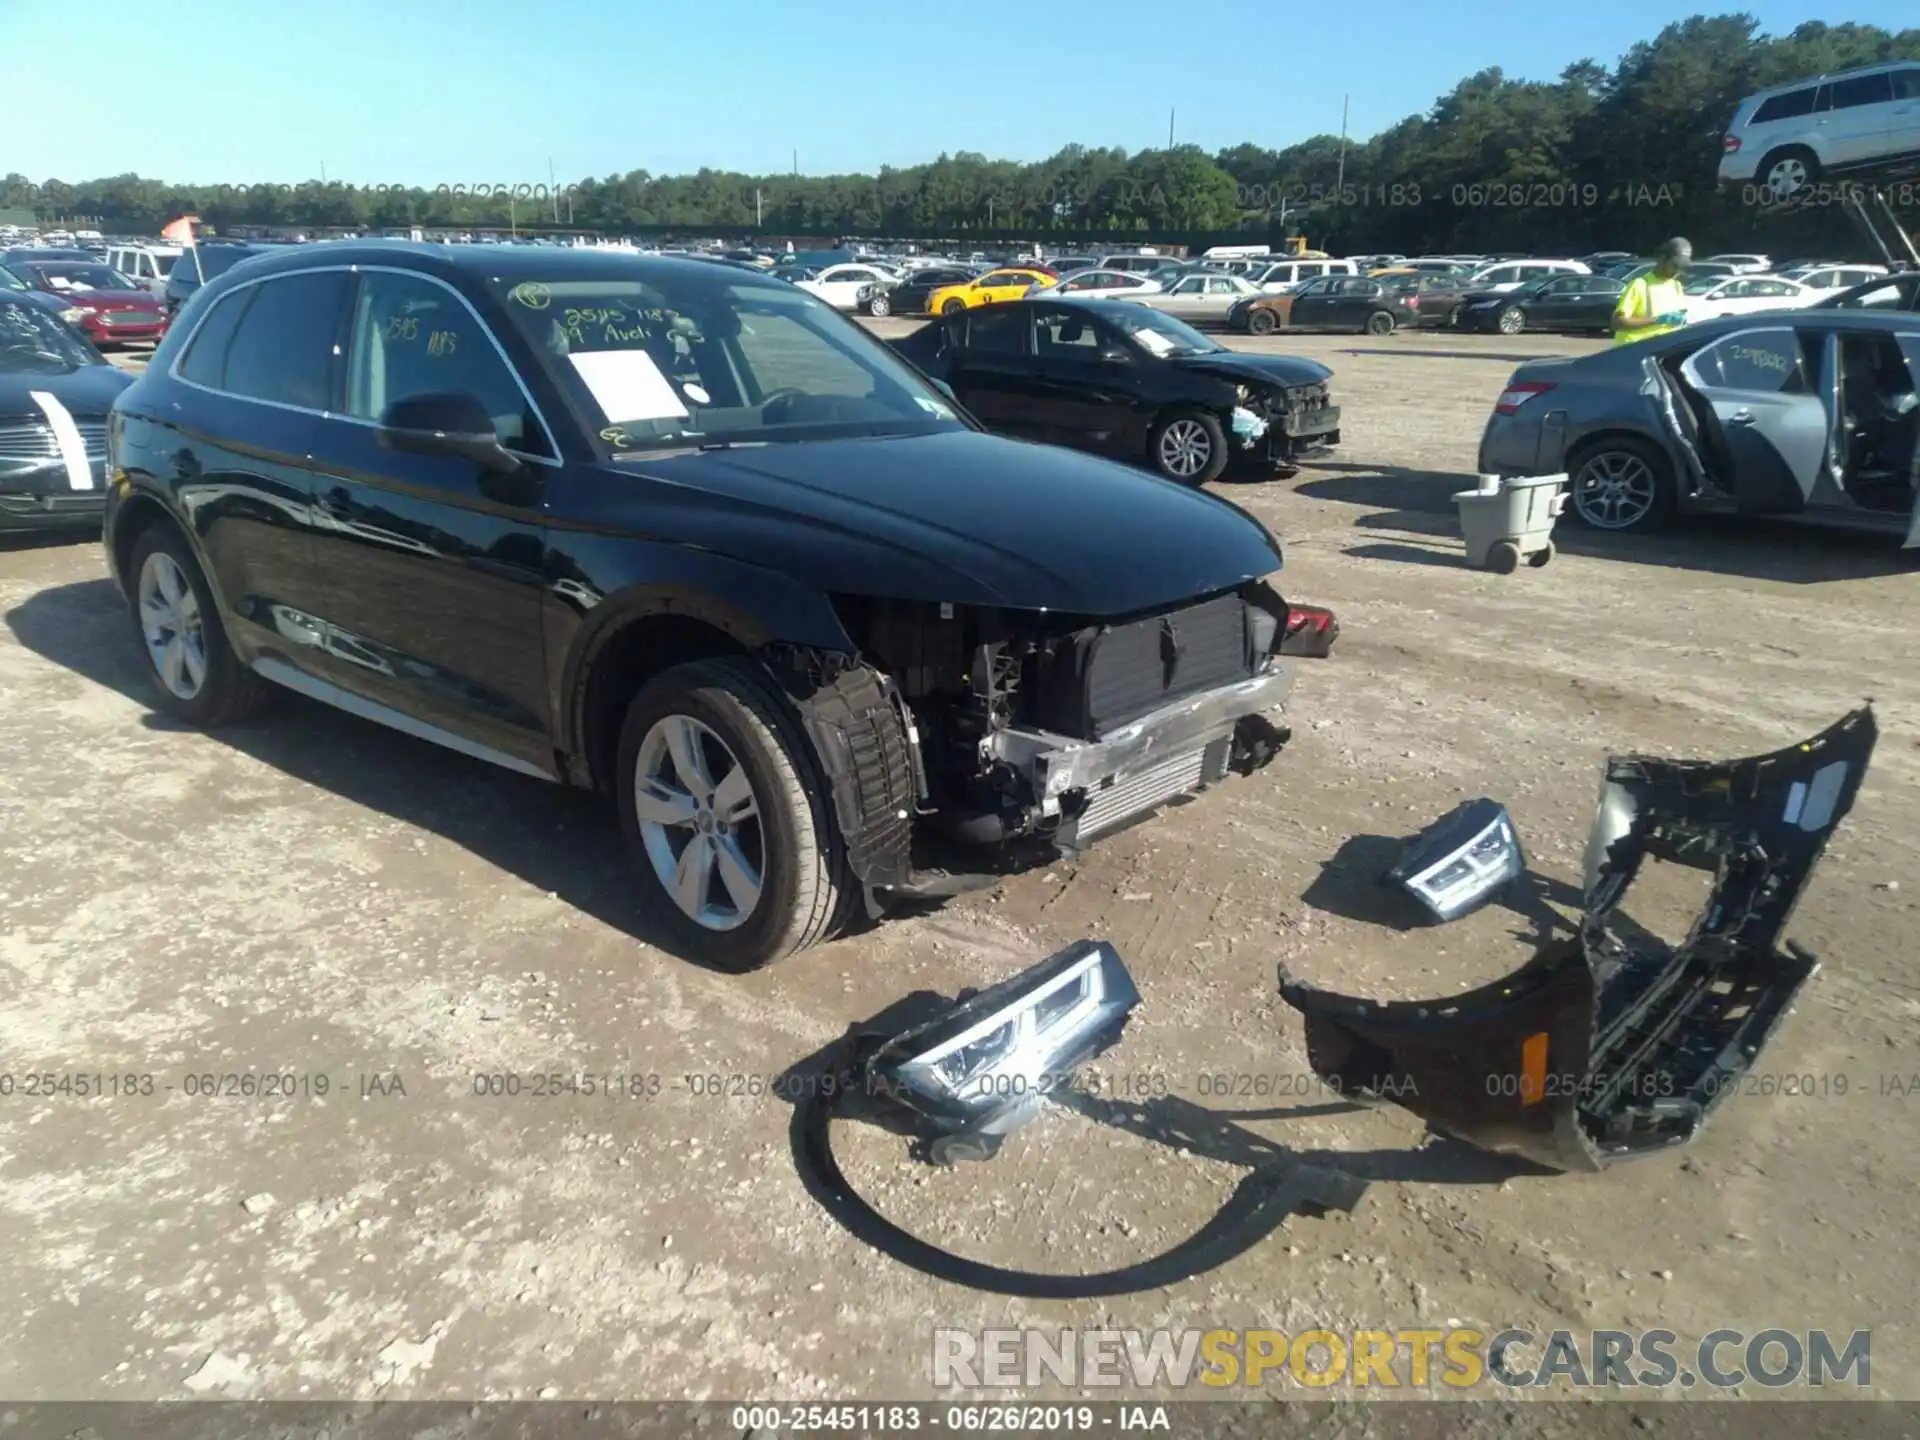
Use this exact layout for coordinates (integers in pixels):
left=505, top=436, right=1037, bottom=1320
left=1280, top=708, right=1877, bottom=1172
left=777, top=580, right=1336, bottom=913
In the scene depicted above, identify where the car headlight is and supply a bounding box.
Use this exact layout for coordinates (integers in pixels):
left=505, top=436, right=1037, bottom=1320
left=1387, top=798, right=1526, bottom=922
left=60, top=307, right=86, bottom=324
left=865, top=940, right=1139, bottom=1159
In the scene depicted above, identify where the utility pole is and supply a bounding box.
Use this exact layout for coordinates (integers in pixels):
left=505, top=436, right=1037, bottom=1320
left=792, top=149, right=798, bottom=177
left=755, top=187, right=763, bottom=227
left=549, top=157, right=559, bottom=223
left=1168, top=108, right=1175, bottom=149
left=320, top=161, right=327, bottom=183
left=1335, top=94, right=1349, bottom=192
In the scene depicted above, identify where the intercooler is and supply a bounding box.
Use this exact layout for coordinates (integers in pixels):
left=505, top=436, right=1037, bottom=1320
left=1030, top=591, right=1254, bottom=740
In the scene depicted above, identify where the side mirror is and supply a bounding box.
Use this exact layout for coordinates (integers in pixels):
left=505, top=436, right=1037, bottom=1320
left=376, top=392, right=520, bottom=476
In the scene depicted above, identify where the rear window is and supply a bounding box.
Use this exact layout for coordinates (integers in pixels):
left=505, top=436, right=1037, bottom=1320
left=1751, top=87, right=1818, bottom=123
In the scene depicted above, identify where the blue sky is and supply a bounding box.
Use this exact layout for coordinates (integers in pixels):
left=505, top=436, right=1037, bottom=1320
left=6, top=0, right=1913, bottom=185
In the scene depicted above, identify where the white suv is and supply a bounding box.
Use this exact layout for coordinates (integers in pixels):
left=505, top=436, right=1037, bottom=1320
left=1719, top=62, right=1920, bottom=200
left=1465, top=259, right=1591, bottom=293
left=1248, top=258, right=1357, bottom=293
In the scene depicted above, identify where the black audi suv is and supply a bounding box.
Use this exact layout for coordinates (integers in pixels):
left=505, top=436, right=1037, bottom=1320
left=105, top=243, right=1328, bottom=969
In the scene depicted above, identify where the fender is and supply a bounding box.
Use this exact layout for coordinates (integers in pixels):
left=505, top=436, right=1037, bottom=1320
left=546, top=537, right=860, bottom=779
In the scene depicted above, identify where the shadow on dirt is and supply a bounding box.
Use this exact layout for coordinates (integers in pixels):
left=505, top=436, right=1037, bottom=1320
left=1297, top=463, right=1918, bottom=584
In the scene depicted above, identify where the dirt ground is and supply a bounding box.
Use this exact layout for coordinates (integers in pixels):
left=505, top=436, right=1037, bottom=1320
left=2, top=324, right=1916, bottom=1415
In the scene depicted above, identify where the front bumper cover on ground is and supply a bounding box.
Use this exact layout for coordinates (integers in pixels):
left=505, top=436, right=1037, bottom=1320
left=1280, top=708, right=1878, bottom=1172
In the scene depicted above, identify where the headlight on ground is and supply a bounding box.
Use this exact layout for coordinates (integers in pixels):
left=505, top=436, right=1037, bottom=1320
left=1388, top=797, right=1525, bottom=922
left=866, top=940, right=1139, bottom=1161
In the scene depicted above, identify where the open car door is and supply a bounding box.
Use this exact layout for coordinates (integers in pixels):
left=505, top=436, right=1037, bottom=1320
left=1674, top=325, right=1830, bottom=514
left=1901, top=334, right=1920, bottom=549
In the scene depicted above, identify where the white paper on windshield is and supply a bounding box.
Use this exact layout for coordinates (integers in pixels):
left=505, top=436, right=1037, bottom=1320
left=1133, top=329, right=1175, bottom=357
left=30, top=390, right=92, bottom=490
left=567, top=350, right=688, bottom=424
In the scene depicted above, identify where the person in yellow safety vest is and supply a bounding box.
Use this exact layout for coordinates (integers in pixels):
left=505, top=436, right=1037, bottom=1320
left=1612, top=237, right=1692, bottom=344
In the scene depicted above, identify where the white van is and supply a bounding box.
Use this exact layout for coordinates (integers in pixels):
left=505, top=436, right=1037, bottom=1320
left=1465, top=259, right=1592, bottom=293
left=1250, top=257, right=1358, bottom=293
left=107, top=244, right=184, bottom=293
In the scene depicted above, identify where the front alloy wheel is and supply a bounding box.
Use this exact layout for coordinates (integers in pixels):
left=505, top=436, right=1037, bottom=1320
left=138, top=550, right=207, bottom=700
left=633, top=714, right=764, bottom=932
left=1497, top=306, right=1525, bottom=335
left=867, top=291, right=891, bottom=317
left=1572, top=448, right=1660, bottom=530
left=1157, top=418, right=1214, bottom=479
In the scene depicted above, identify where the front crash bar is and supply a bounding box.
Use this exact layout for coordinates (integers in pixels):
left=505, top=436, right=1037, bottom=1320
left=1280, top=707, right=1878, bottom=1172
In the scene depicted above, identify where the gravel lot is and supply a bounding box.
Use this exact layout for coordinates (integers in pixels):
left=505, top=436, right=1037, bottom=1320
left=2, top=324, right=1916, bottom=1410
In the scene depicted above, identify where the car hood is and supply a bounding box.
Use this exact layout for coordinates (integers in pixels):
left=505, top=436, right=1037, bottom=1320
left=1170, top=351, right=1332, bottom=388
left=592, top=429, right=1281, bottom=615
left=0, top=363, right=131, bottom=421
left=57, top=286, right=160, bottom=310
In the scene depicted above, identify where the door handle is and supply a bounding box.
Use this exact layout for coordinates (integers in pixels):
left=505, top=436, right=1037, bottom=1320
left=1728, top=410, right=1756, bottom=426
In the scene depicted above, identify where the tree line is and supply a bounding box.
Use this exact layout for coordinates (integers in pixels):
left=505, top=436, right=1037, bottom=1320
left=7, top=16, right=1918, bottom=255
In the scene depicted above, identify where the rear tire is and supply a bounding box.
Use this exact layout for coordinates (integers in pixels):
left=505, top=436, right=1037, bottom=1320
left=1248, top=309, right=1279, bottom=336
left=1364, top=310, right=1395, bottom=335
left=1148, top=408, right=1228, bottom=486
left=126, top=524, right=273, bottom=727
left=616, top=656, right=852, bottom=971
left=1566, top=436, right=1675, bottom=534
left=1756, top=146, right=1819, bottom=202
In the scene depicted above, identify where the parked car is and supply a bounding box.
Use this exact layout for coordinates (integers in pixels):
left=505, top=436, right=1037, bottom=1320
left=1678, top=273, right=1814, bottom=323
left=0, top=265, right=88, bottom=325
left=2, top=260, right=167, bottom=348
left=1451, top=274, right=1627, bottom=335
left=1134, top=271, right=1264, bottom=323
left=1380, top=272, right=1475, bottom=328
left=1718, top=61, right=1920, bottom=199
left=1778, top=263, right=1889, bottom=291
left=1701, top=253, right=1773, bottom=274
left=1096, top=254, right=1177, bottom=275
left=792, top=263, right=894, bottom=312
left=1816, top=272, right=1920, bottom=311
left=107, top=244, right=184, bottom=294
left=104, top=245, right=1327, bottom=970
left=1248, top=258, right=1357, bottom=293
left=1478, top=309, right=1920, bottom=543
left=0, top=247, right=94, bottom=265
left=1047, top=268, right=1165, bottom=299
left=926, top=267, right=1057, bottom=314
left=1462, top=259, right=1592, bottom=293
left=1278, top=275, right=1419, bottom=334
left=870, top=265, right=977, bottom=317
left=1226, top=290, right=1300, bottom=335
left=0, top=296, right=132, bottom=533
left=890, top=296, right=1340, bottom=485
left=162, top=241, right=277, bottom=318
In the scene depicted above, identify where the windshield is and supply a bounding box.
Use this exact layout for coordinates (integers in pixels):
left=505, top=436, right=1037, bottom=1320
left=1682, top=277, right=1725, bottom=295
left=0, top=300, right=102, bottom=373
left=488, top=270, right=966, bottom=451
left=1105, top=305, right=1223, bottom=356
left=32, top=263, right=143, bottom=293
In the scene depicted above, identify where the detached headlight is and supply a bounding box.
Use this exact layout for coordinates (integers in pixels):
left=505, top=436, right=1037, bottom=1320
left=1388, top=798, right=1526, bottom=922
left=1229, top=405, right=1268, bottom=442
left=60, top=307, right=86, bottom=324
left=866, top=940, right=1139, bottom=1161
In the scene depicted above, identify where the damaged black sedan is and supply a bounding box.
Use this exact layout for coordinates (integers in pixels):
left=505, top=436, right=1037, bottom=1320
left=889, top=297, right=1340, bottom=485
left=104, top=244, right=1329, bottom=970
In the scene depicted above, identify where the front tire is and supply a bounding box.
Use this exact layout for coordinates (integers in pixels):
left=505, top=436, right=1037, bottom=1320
left=1496, top=305, right=1526, bottom=335
left=1567, top=437, right=1675, bottom=534
left=127, top=524, right=272, bottom=726
left=940, top=298, right=966, bottom=315
left=616, top=656, right=851, bottom=971
left=1148, top=408, right=1228, bottom=486
left=1757, top=146, right=1819, bottom=202
left=1248, top=308, right=1279, bottom=336
left=867, top=291, right=891, bottom=317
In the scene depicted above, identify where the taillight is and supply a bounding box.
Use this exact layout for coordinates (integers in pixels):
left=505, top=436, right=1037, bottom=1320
left=1723, top=135, right=1742, bottom=153
left=1494, top=381, right=1556, bottom=415
left=1406, top=294, right=1420, bottom=309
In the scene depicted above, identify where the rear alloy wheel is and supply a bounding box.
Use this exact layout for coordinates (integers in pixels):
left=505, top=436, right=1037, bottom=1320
left=1364, top=310, right=1395, bottom=335
left=1248, top=308, right=1279, bottom=336
left=127, top=525, right=272, bottom=726
left=1148, top=409, right=1228, bottom=485
left=1497, top=305, right=1526, bottom=335
left=1568, top=439, right=1673, bottom=533
left=616, top=657, right=850, bottom=971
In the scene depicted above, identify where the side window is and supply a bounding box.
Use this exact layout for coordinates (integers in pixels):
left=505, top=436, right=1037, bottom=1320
left=1830, top=72, right=1893, bottom=110
left=175, top=287, right=255, bottom=389
left=1895, top=69, right=1920, bottom=101
left=1206, top=277, right=1235, bottom=294
left=1685, top=329, right=1809, bottom=394
left=345, top=270, right=549, bottom=456
left=965, top=305, right=1027, bottom=355
left=1035, top=309, right=1102, bottom=356
left=1752, top=86, right=1818, bottom=123
left=220, top=272, right=351, bottom=410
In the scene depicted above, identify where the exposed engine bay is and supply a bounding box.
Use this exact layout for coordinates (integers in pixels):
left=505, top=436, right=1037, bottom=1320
left=769, top=580, right=1333, bottom=911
